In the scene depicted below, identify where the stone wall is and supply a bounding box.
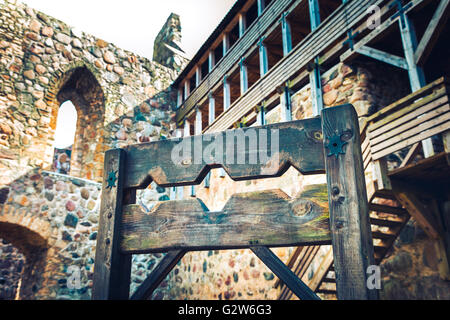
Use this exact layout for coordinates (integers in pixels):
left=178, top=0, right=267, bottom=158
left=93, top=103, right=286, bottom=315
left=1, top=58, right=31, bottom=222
left=0, top=238, right=25, bottom=299
left=153, top=13, right=189, bottom=73
left=0, top=0, right=178, bottom=185
left=380, top=220, right=450, bottom=299
left=0, top=169, right=101, bottom=299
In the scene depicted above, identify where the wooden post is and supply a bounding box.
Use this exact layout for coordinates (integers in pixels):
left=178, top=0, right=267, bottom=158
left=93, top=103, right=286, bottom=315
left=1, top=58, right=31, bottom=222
left=195, top=107, right=202, bottom=135
left=443, top=130, right=450, bottom=165
left=184, top=80, right=190, bottom=101
left=321, top=104, right=378, bottom=300
left=92, top=148, right=132, bottom=300
left=223, top=75, right=231, bottom=111
left=280, top=83, right=292, bottom=122
left=310, top=59, right=324, bottom=116
left=208, top=92, right=215, bottom=125
left=256, top=104, right=266, bottom=126
left=195, top=67, right=201, bottom=87
left=308, top=0, right=321, bottom=31
left=372, top=158, right=392, bottom=191
left=223, top=33, right=230, bottom=56
left=208, top=51, right=215, bottom=73
left=395, top=2, right=434, bottom=158
left=239, top=57, right=248, bottom=95
left=258, top=37, right=269, bottom=77
left=280, top=11, right=292, bottom=56
left=239, top=13, right=246, bottom=37
left=257, top=0, right=265, bottom=16
left=308, top=0, right=323, bottom=116
left=177, top=87, right=183, bottom=108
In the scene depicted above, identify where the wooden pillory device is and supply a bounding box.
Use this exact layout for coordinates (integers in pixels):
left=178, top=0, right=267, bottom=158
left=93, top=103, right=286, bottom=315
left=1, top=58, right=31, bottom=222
left=92, top=104, right=379, bottom=300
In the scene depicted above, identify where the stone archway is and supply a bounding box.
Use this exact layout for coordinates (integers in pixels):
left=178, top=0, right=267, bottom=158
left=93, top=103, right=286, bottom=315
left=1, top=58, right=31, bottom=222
left=45, top=63, right=106, bottom=182
left=0, top=222, right=48, bottom=300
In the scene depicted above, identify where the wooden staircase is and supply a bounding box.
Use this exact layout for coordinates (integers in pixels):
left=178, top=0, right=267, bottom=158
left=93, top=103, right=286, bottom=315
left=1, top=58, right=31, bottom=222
left=314, top=191, right=410, bottom=299
left=278, top=189, right=411, bottom=300
left=279, top=77, right=450, bottom=300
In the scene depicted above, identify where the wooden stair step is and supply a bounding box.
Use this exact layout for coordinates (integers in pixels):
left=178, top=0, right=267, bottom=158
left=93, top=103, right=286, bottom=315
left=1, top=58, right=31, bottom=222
left=370, top=216, right=404, bottom=227
left=371, top=230, right=396, bottom=240
left=316, top=289, right=337, bottom=295
left=373, top=190, right=397, bottom=201
left=369, top=203, right=408, bottom=216
left=321, top=277, right=336, bottom=283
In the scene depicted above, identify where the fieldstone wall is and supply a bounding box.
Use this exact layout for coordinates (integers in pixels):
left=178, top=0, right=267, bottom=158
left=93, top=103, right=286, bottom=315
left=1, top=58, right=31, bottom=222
left=0, top=169, right=101, bottom=299
left=0, top=0, right=178, bottom=186
left=0, top=239, right=25, bottom=299
left=380, top=220, right=450, bottom=299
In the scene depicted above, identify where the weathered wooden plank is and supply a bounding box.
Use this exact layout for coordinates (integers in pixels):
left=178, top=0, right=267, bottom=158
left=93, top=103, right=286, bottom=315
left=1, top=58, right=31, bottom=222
left=366, top=77, right=446, bottom=123
left=250, top=246, right=320, bottom=300
left=124, top=118, right=325, bottom=188
left=371, top=120, right=450, bottom=160
left=92, top=149, right=132, bottom=300
left=120, top=189, right=331, bottom=254
left=393, top=189, right=441, bottom=240
left=130, top=250, right=186, bottom=300
left=321, top=104, right=378, bottom=300
left=415, top=0, right=450, bottom=66
left=368, top=86, right=448, bottom=133
left=369, top=94, right=449, bottom=140
left=355, top=45, right=408, bottom=69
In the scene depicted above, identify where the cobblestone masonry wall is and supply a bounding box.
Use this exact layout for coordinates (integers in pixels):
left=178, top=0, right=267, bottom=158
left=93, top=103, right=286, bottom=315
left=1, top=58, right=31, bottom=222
left=0, top=0, right=178, bottom=185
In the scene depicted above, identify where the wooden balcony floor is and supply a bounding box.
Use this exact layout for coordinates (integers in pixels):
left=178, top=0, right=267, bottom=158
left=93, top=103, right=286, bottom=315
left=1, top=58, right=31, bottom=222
left=389, top=152, right=450, bottom=192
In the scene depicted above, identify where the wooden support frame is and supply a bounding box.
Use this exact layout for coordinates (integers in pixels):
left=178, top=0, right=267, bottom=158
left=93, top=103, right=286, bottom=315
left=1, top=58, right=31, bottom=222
left=355, top=46, right=408, bottom=70
left=414, top=0, right=450, bottom=66
left=93, top=104, right=378, bottom=300
left=92, top=149, right=132, bottom=300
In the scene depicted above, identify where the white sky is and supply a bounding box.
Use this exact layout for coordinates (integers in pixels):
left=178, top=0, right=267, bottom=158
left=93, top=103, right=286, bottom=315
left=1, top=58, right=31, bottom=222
left=21, top=0, right=237, bottom=148
left=22, top=0, right=237, bottom=59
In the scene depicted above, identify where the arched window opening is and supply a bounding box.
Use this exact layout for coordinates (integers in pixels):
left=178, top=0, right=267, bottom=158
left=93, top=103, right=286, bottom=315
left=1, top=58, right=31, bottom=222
left=52, top=100, right=77, bottom=175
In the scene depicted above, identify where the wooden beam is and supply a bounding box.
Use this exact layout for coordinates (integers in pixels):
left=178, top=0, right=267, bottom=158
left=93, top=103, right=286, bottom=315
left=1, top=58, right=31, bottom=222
left=120, top=189, right=331, bottom=254
left=443, top=130, right=450, bottom=165
left=415, top=0, right=450, bottom=66
left=321, top=104, right=378, bottom=300
left=399, top=142, right=421, bottom=167
left=372, top=158, right=392, bottom=191
left=130, top=250, right=186, bottom=300
left=92, top=149, right=132, bottom=300
left=123, top=118, right=325, bottom=188
left=355, top=46, right=408, bottom=69
left=251, top=246, right=320, bottom=300
left=393, top=189, right=441, bottom=239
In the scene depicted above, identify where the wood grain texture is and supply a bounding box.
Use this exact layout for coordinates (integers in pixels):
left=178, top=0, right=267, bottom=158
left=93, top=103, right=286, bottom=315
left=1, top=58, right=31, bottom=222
left=321, top=104, right=378, bottom=300
left=123, top=118, right=325, bottom=189
left=92, top=149, right=132, bottom=300
left=120, top=188, right=331, bottom=254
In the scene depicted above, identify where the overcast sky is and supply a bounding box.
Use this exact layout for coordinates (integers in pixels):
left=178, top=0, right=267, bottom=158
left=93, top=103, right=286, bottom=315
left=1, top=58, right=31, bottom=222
left=21, top=0, right=237, bottom=60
